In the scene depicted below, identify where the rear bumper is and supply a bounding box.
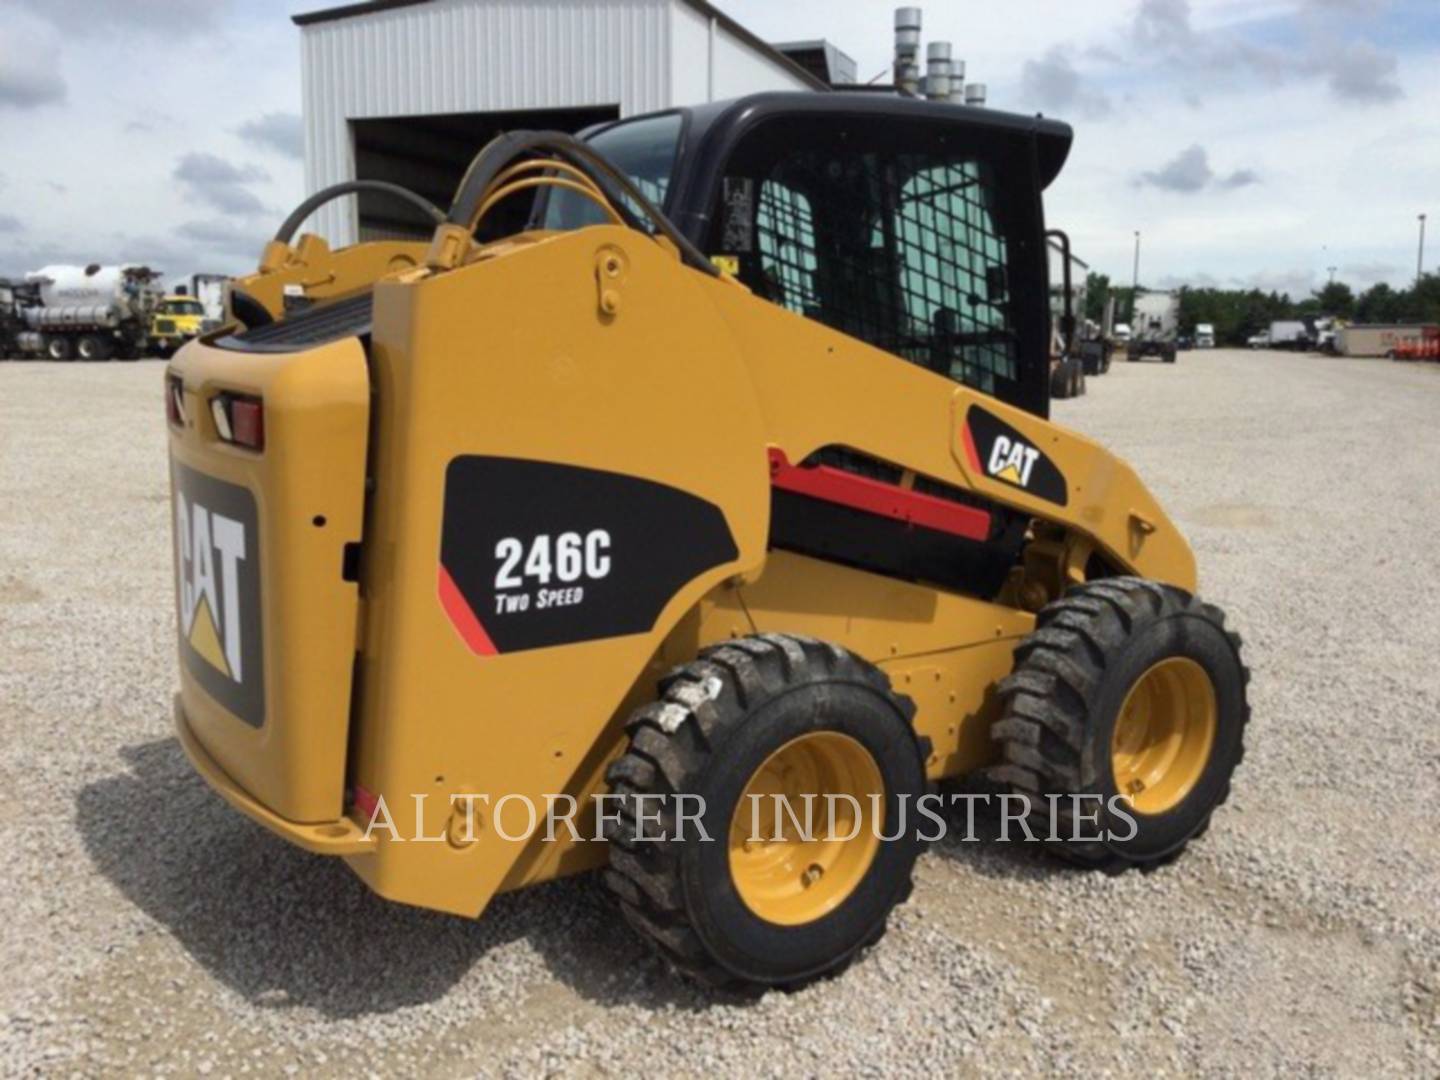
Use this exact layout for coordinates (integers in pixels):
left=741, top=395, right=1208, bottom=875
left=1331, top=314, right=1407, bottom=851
left=175, top=694, right=375, bottom=856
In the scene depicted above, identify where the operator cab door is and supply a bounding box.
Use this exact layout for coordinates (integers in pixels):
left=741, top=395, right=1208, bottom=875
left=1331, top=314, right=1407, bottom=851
left=696, top=111, right=1052, bottom=418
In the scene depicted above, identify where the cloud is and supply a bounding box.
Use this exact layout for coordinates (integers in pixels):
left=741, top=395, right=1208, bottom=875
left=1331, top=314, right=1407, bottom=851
left=176, top=219, right=267, bottom=260
left=173, top=153, right=270, bottom=216
left=1137, top=145, right=1261, bottom=193
left=1133, top=0, right=1196, bottom=52
left=1154, top=269, right=1319, bottom=298
left=13, top=0, right=230, bottom=38
left=1320, top=40, right=1403, bottom=103
left=1020, top=47, right=1112, bottom=118
left=1237, top=269, right=1321, bottom=298
left=0, top=231, right=197, bottom=279
left=0, top=16, right=66, bottom=109
left=1299, top=0, right=1392, bottom=16
left=1341, top=261, right=1402, bottom=280
left=174, top=154, right=267, bottom=187
left=125, top=110, right=180, bottom=135
left=0, top=214, right=24, bottom=234
left=237, top=112, right=304, bottom=160
left=1220, top=168, right=1261, bottom=189
left=1139, top=144, right=1213, bottom=192
left=1116, top=0, right=1405, bottom=106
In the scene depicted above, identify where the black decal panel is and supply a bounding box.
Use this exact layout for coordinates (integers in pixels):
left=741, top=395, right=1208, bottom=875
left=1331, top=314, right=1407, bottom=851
left=439, top=457, right=739, bottom=656
left=172, top=463, right=265, bottom=728
left=965, top=406, right=1068, bottom=506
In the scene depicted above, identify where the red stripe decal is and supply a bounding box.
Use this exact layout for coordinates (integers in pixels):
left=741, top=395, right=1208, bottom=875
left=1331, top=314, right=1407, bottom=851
left=438, top=564, right=498, bottom=656
left=961, top=418, right=983, bottom=474
left=352, top=784, right=380, bottom=820
left=769, top=448, right=991, bottom=542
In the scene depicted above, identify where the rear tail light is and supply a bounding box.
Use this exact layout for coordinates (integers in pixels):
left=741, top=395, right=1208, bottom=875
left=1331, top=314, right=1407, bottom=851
left=211, top=392, right=265, bottom=451
left=166, top=374, right=187, bottom=426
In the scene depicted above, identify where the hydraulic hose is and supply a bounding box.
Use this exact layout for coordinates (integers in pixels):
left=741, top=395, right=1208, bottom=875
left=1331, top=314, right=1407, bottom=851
left=273, top=181, right=446, bottom=245
left=445, top=130, right=717, bottom=277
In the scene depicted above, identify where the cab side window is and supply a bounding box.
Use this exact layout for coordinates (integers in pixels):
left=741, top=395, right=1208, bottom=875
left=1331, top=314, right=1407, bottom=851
left=708, top=119, right=1029, bottom=404
left=755, top=181, right=819, bottom=314
left=895, top=159, right=1016, bottom=392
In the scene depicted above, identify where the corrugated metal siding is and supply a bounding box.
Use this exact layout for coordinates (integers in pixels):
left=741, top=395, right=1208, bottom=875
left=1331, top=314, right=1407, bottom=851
left=301, top=0, right=674, bottom=245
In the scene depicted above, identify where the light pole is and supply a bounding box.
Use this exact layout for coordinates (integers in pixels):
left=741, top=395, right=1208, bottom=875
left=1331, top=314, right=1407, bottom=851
left=1419, top=214, right=1428, bottom=284
left=1327, top=266, right=1338, bottom=285
left=1131, top=230, right=1141, bottom=320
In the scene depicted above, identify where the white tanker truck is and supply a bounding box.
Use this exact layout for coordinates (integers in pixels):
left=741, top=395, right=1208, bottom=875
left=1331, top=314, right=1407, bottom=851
left=10, top=264, right=165, bottom=360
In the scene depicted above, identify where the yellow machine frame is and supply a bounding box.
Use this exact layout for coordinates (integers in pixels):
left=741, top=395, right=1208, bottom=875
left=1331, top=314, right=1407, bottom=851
left=170, top=214, right=1194, bottom=919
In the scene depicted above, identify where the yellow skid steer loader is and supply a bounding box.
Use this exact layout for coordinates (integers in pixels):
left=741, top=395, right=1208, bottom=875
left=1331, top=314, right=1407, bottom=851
left=167, top=93, right=1248, bottom=990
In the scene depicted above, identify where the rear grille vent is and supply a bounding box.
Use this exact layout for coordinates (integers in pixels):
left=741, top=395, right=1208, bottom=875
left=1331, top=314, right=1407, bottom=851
left=217, top=292, right=374, bottom=353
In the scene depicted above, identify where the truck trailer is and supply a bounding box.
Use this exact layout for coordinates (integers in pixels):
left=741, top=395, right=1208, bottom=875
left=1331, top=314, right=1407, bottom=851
left=1265, top=320, right=1310, bottom=351
left=1127, top=291, right=1179, bottom=363
left=180, top=273, right=230, bottom=325
left=11, top=264, right=164, bottom=360
left=1337, top=323, right=1439, bottom=358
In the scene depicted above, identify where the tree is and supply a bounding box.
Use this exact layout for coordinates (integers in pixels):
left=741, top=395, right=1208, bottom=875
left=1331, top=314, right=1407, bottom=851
left=1312, top=281, right=1355, bottom=319
left=1081, top=274, right=1434, bottom=344
left=1355, top=283, right=1400, bottom=323
left=1083, top=271, right=1110, bottom=324
left=1405, top=273, right=1440, bottom=323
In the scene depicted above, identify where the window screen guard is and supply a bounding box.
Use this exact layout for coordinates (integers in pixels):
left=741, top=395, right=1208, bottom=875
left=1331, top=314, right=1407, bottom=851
left=718, top=142, right=1025, bottom=400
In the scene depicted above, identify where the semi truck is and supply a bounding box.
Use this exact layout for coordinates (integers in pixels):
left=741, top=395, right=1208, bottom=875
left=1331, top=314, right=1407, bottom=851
left=1127, top=290, right=1179, bottom=363
left=8, top=264, right=164, bottom=360
left=0, top=278, right=43, bottom=356
left=1046, top=235, right=1088, bottom=398
left=1195, top=322, right=1215, bottom=348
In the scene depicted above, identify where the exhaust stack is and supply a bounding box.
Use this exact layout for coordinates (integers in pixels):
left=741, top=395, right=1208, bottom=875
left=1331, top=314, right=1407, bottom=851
left=948, top=59, right=967, bottom=103
left=925, top=41, right=952, bottom=101
left=965, top=82, right=988, bottom=107
left=894, top=7, right=921, bottom=96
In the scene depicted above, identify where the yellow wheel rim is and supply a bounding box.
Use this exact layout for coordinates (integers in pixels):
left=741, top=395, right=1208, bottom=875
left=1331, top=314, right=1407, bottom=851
left=1111, top=657, right=1217, bottom=816
left=728, top=732, right=884, bottom=926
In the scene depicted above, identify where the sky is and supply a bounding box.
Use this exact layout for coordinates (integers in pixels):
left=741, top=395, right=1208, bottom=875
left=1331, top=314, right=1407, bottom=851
left=0, top=0, right=1435, bottom=296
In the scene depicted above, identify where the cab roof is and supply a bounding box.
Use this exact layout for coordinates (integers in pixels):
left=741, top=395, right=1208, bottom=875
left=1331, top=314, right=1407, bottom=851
left=604, top=91, right=1075, bottom=193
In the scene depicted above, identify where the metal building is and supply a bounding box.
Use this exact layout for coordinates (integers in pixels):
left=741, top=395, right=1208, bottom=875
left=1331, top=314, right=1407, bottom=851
left=293, top=0, right=827, bottom=246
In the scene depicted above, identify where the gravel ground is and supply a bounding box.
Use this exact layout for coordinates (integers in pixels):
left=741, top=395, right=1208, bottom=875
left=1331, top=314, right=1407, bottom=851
left=2, top=349, right=1439, bottom=1076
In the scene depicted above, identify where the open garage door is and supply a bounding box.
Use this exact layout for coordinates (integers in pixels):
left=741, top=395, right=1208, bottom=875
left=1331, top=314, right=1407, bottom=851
left=351, top=104, right=620, bottom=242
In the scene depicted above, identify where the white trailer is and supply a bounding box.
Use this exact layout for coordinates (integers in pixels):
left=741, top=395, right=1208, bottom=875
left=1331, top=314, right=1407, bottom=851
left=1267, top=320, right=1311, bottom=350
left=181, top=273, right=230, bottom=326
left=1337, top=323, right=1439, bottom=358
left=1127, top=291, right=1180, bottom=363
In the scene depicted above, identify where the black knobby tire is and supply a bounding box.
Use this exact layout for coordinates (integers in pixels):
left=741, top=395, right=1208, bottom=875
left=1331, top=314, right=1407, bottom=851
left=989, top=578, right=1248, bottom=872
left=602, top=633, right=929, bottom=990
left=76, top=335, right=112, bottom=361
